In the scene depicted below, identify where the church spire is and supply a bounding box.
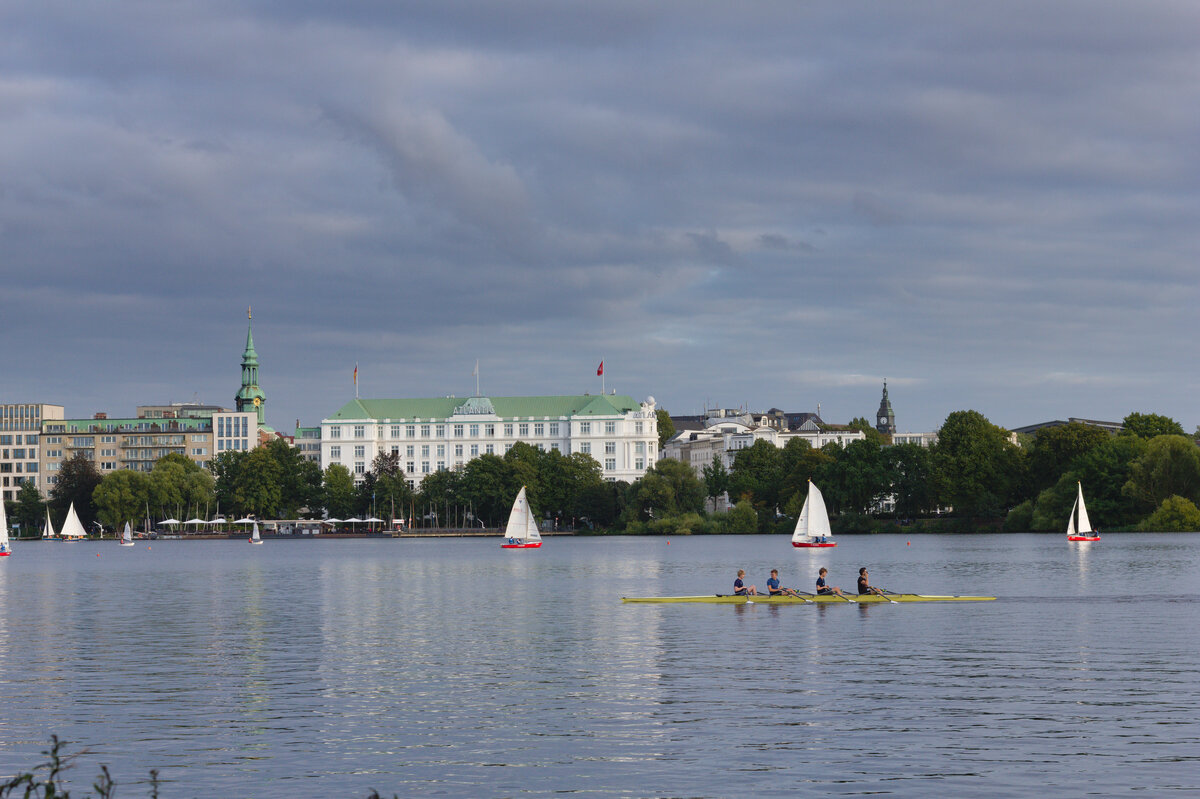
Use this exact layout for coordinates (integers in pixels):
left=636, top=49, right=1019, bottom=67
left=235, top=307, right=266, bottom=425
left=875, top=380, right=896, bottom=435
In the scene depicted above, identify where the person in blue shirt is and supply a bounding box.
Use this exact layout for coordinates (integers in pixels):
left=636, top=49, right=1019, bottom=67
left=816, top=567, right=846, bottom=597
left=766, top=569, right=800, bottom=597
left=733, top=569, right=758, bottom=596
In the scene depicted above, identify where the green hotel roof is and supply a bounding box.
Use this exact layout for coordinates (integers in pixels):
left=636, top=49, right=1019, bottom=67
left=326, top=394, right=642, bottom=422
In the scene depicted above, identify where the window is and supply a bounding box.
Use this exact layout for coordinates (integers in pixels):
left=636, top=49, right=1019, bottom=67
left=635, top=458, right=645, bottom=470
left=354, top=425, right=365, bottom=438
left=635, top=441, right=645, bottom=454
left=635, top=421, right=644, bottom=435
left=605, top=442, right=615, bottom=454
left=407, top=425, right=416, bottom=438
left=454, top=444, right=463, bottom=456
left=485, top=424, right=495, bottom=437
left=504, top=424, right=513, bottom=436
left=580, top=422, right=591, bottom=434
left=454, top=424, right=464, bottom=438
left=436, top=425, right=445, bottom=438
left=549, top=423, right=559, bottom=436
left=437, top=460, right=445, bottom=471
left=605, top=458, right=616, bottom=471
left=485, top=445, right=494, bottom=455
left=519, top=423, right=529, bottom=437
left=605, top=421, right=616, bottom=434
left=330, top=446, right=341, bottom=459
left=580, top=442, right=591, bottom=454
left=551, top=443, right=559, bottom=451
left=354, top=445, right=365, bottom=458
left=355, top=462, right=365, bottom=475
left=406, top=445, right=415, bottom=457
left=422, top=462, right=430, bottom=474
left=407, top=462, right=415, bottom=473
left=421, top=445, right=430, bottom=457
left=470, top=445, right=479, bottom=456
left=470, top=424, right=479, bottom=437
left=436, top=445, right=445, bottom=457
left=391, top=425, right=401, bottom=438
left=421, top=425, right=430, bottom=438
left=534, top=423, right=544, bottom=436
left=329, top=426, right=341, bottom=439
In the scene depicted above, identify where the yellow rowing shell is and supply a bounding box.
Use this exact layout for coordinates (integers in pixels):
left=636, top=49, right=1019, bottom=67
left=621, top=593, right=995, bottom=604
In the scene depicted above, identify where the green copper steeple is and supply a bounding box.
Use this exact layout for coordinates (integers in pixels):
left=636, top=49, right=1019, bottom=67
left=235, top=307, right=266, bottom=425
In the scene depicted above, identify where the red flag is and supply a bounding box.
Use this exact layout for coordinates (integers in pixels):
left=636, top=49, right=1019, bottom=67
left=353, top=362, right=358, bottom=385
left=596, top=361, right=604, bottom=376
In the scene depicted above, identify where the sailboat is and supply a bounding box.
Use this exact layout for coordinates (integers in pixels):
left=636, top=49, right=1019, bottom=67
left=500, top=486, right=543, bottom=549
left=60, top=502, right=87, bottom=541
left=792, top=480, right=837, bottom=548
left=0, top=496, right=11, bottom=556
left=249, top=521, right=264, bottom=545
left=1067, top=482, right=1100, bottom=542
left=119, top=521, right=136, bottom=547
left=42, top=510, right=55, bottom=540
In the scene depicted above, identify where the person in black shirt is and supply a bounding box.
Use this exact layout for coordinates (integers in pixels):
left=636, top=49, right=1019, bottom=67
left=857, top=567, right=884, bottom=596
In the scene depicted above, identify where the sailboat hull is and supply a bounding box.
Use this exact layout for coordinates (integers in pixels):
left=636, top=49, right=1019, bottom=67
left=118, top=542, right=135, bottom=547
left=0, top=552, right=10, bottom=557
left=501, top=541, right=542, bottom=549
left=1068, top=535, right=1100, bottom=541
left=792, top=541, right=836, bottom=548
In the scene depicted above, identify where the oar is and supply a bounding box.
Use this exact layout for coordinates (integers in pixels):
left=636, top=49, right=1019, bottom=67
left=876, top=587, right=899, bottom=604
left=774, top=589, right=812, bottom=603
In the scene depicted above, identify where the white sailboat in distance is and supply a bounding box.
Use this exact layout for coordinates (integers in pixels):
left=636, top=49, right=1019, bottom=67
left=42, top=510, right=55, bottom=540
left=60, top=503, right=87, bottom=541
left=119, top=522, right=136, bottom=547
left=1067, top=482, right=1100, bottom=542
left=500, top=486, right=543, bottom=549
left=0, top=495, right=11, bottom=556
left=249, top=521, right=264, bottom=545
left=792, top=480, right=836, bottom=548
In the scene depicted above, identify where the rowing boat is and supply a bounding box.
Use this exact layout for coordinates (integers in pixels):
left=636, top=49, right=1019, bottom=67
left=621, top=593, right=995, bottom=604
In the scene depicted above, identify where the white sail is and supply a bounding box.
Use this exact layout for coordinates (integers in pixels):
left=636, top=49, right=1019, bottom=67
left=60, top=502, right=87, bottom=539
left=1075, top=483, right=1092, bottom=534
left=122, top=522, right=133, bottom=544
left=0, top=497, right=10, bottom=551
left=1066, top=497, right=1077, bottom=536
left=792, top=482, right=832, bottom=543
left=251, top=522, right=262, bottom=543
left=42, top=510, right=54, bottom=539
left=504, top=487, right=536, bottom=543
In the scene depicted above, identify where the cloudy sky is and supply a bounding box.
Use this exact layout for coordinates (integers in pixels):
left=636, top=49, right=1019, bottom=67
left=3, top=1, right=1197, bottom=434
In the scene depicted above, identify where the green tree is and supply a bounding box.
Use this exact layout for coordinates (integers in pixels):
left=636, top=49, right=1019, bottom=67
left=701, top=454, right=730, bottom=507
left=208, top=451, right=244, bottom=518
left=822, top=439, right=887, bottom=515
left=847, top=416, right=886, bottom=446
left=460, top=454, right=519, bottom=528
left=1138, top=495, right=1200, bottom=532
left=365, top=451, right=414, bottom=525
left=886, top=443, right=938, bottom=519
left=932, top=410, right=1025, bottom=518
left=1028, top=422, right=1112, bottom=494
left=230, top=446, right=283, bottom=517
left=777, top=438, right=835, bottom=515
left=656, top=409, right=675, bottom=451
left=728, top=440, right=783, bottom=526
left=721, top=499, right=758, bottom=533
left=265, top=437, right=320, bottom=518
left=155, top=453, right=214, bottom=520
left=1123, top=434, right=1200, bottom=509
left=322, top=464, right=356, bottom=519
left=50, top=452, right=102, bottom=532
left=1121, top=412, right=1185, bottom=440
left=12, top=480, right=45, bottom=538
left=625, top=458, right=705, bottom=523
left=94, top=470, right=155, bottom=529
left=417, top=469, right=464, bottom=527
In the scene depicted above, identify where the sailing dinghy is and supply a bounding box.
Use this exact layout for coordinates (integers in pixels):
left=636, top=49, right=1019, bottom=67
left=501, top=486, right=542, bottom=549
left=0, top=495, right=11, bottom=556
left=1067, top=482, right=1100, bottom=542
left=249, top=521, right=264, bottom=545
left=60, top=502, right=87, bottom=541
left=42, top=510, right=55, bottom=540
left=119, top=522, right=136, bottom=546
left=792, top=480, right=836, bottom=548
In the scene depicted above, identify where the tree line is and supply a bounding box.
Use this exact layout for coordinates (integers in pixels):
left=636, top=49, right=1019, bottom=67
left=7, top=408, right=1200, bottom=537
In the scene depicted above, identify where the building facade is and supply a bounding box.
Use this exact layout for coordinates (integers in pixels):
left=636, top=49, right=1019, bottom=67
left=321, top=394, right=659, bottom=486
left=40, top=410, right=257, bottom=489
left=876, top=382, right=896, bottom=435
left=1, top=403, right=64, bottom=500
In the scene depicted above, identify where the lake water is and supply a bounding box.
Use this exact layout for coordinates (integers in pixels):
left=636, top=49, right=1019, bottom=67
left=0, top=533, right=1197, bottom=798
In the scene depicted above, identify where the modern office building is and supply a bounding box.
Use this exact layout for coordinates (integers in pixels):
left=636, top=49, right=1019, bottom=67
left=321, top=394, right=660, bottom=487
left=1, top=403, right=64, bottom=500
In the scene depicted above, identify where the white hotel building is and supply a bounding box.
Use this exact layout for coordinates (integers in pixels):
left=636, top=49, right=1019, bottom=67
left=321, top=394, right=659, bottom=487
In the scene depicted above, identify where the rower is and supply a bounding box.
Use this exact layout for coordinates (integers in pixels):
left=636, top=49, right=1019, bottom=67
left=766, top=569, right=799, bottom=598
left=733, top=569, right=757, bottom=596
left=816, top=567, right=845, bottom=597
left=857, top=567, right=885, bottom=596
